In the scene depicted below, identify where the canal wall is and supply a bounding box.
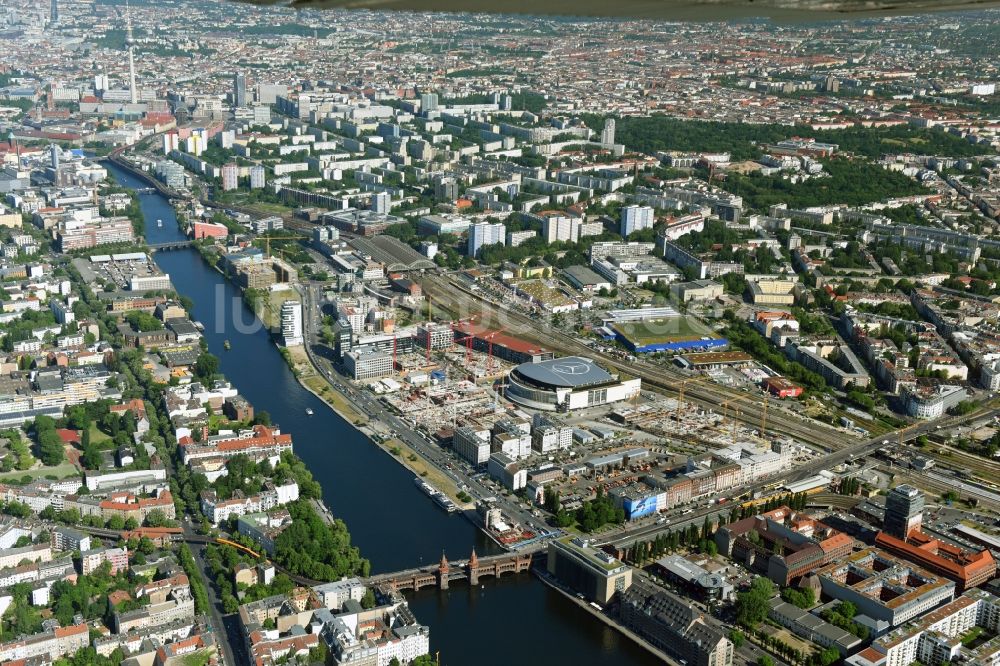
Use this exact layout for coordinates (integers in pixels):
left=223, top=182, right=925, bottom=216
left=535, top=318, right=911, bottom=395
left=107, top=157, right=664, bottom=666
left=533, top=569, right=675, bottom=665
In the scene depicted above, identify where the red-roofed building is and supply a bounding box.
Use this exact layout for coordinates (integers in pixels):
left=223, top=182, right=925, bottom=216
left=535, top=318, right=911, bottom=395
left=180, top=425, right=292, bottom=466
left=452, top=322, right=553, bottom=364
left=97, top=489, right=177, bottom=522
left=110, top=398, right=147, bottom=418
left=121, top=527, right=183, bottom=547
left=154, top=633, right=213, bottom=666
left=0, top=622, right=89, bottom=663
left=875, top=530, right=996, bottom=592
left=716, top=506, right=855, bottom=585
left=762, top=376, right=803, bottom=399
left=108, top=589, right=133, bottom=607
left=192, top=221, right=228, bottom=240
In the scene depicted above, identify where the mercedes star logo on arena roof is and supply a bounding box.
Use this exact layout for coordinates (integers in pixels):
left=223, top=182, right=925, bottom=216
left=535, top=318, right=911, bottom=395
left=551, top=361, right=592, bottom=376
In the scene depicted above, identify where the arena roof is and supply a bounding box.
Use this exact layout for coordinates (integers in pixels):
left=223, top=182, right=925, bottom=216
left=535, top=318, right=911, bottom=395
left=514, top=356, right=613, bottom=389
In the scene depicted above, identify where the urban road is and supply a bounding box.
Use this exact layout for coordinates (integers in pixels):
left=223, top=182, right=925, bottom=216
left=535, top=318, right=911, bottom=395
left=295, top=277, right=1000, bottom=560
left=416, top=275, right=1000, bottom=539
left=298, top=282, right=548, bottom=549
left=299, top=283, right=786, bottom=666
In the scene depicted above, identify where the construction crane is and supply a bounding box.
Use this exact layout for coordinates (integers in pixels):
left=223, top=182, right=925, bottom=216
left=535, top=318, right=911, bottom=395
left=449, top=317, right=476, bottom=354
left=674, top=375, right=713, bottom=421
left=484, top=327, right=507, bottom=375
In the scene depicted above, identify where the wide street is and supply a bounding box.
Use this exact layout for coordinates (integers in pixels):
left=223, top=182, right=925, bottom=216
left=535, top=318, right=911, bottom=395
left=294, top=280, right=1000, bottom=561
left=298, top=283, right=548, bottom=548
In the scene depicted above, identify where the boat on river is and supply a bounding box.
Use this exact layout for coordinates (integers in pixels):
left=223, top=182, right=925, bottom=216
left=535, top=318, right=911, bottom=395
left=414, top=477, right=457, bottom=512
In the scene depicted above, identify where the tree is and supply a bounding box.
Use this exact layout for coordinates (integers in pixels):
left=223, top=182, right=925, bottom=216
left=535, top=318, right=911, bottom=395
left=736, top=577, right=776, bottom=629
left=81, top=445, right=102, bottom=470
left=818, top=646, right=841, bottom=666
left=194, top=353, right=220, bottom=382
left=67, top=406, right=90, bottom=431
left=729, top=629, right=745, bottom=648
left=222, top=593, right=239, bottom=614
left=781, top=586, right=815, bottom=609
left=32, top=415, right=66, bottom=466
left=271, top=500, right=369, bottom=581
left=758, top=656, right=774, bottom=666
left=124, top=311, right=163, bottom=332
left=544, top=487, right=562, bottom=514
left=144, top=509, right=168, bottom=528
left=750, top=577, right=775, bottom=598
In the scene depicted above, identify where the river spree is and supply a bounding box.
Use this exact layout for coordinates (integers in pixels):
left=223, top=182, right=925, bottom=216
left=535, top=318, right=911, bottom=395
left=106, top=162, right=661, bottom=666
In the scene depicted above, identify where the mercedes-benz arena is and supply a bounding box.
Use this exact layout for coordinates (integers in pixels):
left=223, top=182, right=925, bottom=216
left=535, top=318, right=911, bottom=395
left=505, top=356, right=641, bottom=412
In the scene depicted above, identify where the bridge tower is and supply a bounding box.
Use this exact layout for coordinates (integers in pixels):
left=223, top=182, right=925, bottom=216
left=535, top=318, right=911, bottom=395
left=437, top=552, right=450, bottom=590
left=467, top=549, right=479, bottom=586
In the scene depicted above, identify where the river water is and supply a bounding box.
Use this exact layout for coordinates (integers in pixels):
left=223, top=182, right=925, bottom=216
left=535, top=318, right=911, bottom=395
left=106, top=162, right=661, bottom=666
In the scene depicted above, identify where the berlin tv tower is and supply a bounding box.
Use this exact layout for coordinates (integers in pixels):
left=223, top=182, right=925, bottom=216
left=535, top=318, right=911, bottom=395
left=125, top=1, right=138, bottom=105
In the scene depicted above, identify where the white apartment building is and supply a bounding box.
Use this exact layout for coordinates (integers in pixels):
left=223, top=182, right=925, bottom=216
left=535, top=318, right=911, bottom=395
left=620, top=205, right=654, bottom=237
left=200, top=481, right=300, bottom=525
left=467, top=222, right=506, bottom=257
left=280, top=300, right=303, bottom=347
left=453, top=426, right=491, bottom=467
left=344, top=349, right=393, bottom=380
left=542, top=214, right=581, bottom=244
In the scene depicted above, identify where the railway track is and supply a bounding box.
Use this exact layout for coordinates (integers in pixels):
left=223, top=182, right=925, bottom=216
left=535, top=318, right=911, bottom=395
left=421, top=274, right=849, bottom=451
left=923, top=444, right=1000, bottom=486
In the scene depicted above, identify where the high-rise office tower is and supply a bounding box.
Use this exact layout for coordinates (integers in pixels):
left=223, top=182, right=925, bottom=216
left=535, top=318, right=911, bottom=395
left=50, top=0, right=58, bottom=25
left=883, top=484, right=924, bottom=539
left=234, top=72, right=247, bottom=108
left=50, top=144, right=60, bottom=170
left=434, top=177, right=459, bottom=201
left=601, top=118, right=616, bottom=146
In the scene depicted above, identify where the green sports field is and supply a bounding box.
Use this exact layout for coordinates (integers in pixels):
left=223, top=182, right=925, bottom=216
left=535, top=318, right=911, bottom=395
left=612, top=316, right=715, bottom=345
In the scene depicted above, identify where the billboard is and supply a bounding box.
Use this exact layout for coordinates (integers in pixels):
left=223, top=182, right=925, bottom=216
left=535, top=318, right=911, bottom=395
left=624, top=494, right=659, bottom=520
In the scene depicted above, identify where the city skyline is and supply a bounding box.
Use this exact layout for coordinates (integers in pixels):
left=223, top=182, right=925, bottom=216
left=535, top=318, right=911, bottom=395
left=0, top=3, right=998, bottom=666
